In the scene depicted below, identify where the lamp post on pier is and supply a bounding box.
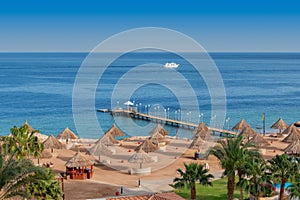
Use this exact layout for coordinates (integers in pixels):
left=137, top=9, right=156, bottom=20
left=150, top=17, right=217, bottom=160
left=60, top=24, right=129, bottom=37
left=225, top=117, right=230, bottom=130
left=199, top=113, right=204, bottom=123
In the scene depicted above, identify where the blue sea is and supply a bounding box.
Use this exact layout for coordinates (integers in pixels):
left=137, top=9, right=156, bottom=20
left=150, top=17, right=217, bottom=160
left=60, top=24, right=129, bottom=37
left=0, top=52, right=299, bottom=139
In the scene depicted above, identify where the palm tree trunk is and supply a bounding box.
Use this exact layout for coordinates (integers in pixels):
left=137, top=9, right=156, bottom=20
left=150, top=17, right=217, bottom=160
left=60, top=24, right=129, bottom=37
left=279, top=179, right=286, bottom=200
left=191, top=185, right=196, bottom=200
left=238, top=170, right=243, bottom=200
left=227, top=175, right=235, bottom=200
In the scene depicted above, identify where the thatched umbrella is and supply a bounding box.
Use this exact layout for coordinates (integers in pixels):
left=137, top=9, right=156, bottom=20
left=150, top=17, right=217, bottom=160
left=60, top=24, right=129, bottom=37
left=194, top=122, right=209, bottom=133
left=189, top=135, right=205, bottom=150
left=135, top=138, right=158, bottom=153
left=65, top=151, right=94, bottom=168
left=249, top=133, right=270, bottom=147
left=150, top=124, right=168, bottom=136
left=194, top=122, right=211, bottom=140
left=43, top=134, right=64, bottom=153
left=41, top=149, right=53, bottom=159
left=100, top=132, right=119, bottom=146
left=57, top=127, right=78, bottom=142
left=282, top=124, right=300, bottom=143
left=150, top=131, right=165, bottom=145
left=88, top=139, right=113, bottom=160
left=271, top=118, right=288, bottom=133
left=232, top=118, right=250, bottom=131
left=239, top=126, right=257, bottom=141
left=294, top=121, right=300, bottom=128
left=128, top=149, right=154, bottom=168
left=106, top=124, right=125, bottom=137
left=284, top=139, right=300, bottom=154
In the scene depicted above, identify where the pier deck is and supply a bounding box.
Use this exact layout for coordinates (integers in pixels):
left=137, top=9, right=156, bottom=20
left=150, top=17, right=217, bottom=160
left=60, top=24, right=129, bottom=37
left=97, top=109, right=237, bottom=136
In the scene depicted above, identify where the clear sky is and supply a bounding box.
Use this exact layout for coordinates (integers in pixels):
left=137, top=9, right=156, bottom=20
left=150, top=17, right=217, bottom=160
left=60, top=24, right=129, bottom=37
left=0, top=0, right=300, bottom=52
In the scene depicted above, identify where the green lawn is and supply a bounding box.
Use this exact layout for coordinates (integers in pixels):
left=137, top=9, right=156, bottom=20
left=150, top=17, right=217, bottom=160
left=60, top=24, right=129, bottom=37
left=175, top=177, right=249, bottom=200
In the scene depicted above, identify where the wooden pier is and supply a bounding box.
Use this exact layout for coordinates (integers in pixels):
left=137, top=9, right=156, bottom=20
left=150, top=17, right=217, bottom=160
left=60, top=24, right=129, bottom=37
left=98, top=109, right=237, bottom=136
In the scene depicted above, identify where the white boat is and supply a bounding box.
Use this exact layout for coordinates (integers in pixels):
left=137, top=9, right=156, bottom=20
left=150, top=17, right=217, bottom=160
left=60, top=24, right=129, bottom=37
left=164, top=62, right=179, bottom=68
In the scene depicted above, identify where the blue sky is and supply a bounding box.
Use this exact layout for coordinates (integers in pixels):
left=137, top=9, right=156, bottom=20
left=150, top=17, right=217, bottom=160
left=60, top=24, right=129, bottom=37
left=0, top=0, right=300, bottom=52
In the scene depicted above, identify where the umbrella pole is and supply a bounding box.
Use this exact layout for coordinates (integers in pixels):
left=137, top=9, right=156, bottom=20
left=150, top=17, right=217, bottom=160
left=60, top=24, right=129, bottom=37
left=140, top=163, right=142, bottom=169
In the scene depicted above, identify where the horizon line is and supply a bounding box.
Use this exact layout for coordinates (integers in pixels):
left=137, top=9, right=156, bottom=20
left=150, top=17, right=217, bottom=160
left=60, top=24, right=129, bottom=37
left=1, top=51, right=300, bottom=53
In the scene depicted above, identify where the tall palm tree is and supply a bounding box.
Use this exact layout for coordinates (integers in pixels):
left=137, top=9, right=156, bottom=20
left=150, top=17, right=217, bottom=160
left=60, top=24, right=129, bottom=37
left=0, top=152, right=63, bottom=200
left=0, top=153, right=40, bottom=199
left=288, top=180, right=300, bottom=200
left=2, top=124, right=44, bottom=160
left=173, top=162, right=214, bottom=200
left=268, top=154, right=299, bottom=200
left=209, top=134, right=260, bottom=200
left=237, top=159, right=271, bottom=200
left=27, top=168, right=63, bottom=200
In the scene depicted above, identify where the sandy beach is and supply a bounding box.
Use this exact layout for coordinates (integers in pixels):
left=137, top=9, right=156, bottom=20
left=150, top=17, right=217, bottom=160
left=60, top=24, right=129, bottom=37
left=34, top=134, right=290, bottom=200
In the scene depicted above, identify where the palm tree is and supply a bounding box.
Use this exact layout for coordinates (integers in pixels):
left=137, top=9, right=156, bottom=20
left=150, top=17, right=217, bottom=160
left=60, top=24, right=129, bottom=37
left=268, top=154, right=299, bottom=200
left=209, top=134, right=260, bottom=200
left=0, top=152, right=63, bottom=200
left=173, top=162, right=214, bottom=200
left=27, top=168, right=63, bottom=200
left=2, top=124, right=44, bottom=160
left=0, top=153, right=40, bottom=199
left=237, top=159, right=271, bottom=200
left=288, top=180, right=300, bottom=200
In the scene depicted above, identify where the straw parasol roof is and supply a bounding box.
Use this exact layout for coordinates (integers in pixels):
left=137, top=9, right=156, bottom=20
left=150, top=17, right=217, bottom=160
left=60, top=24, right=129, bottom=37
left=150, top=124, right=168, bottom=136
left=189, top=135, right=205, bottom=150
left=57, top=127, right=78, bottom=140
left=41, top=149, right=53, bottom=158
left=194, top=122, right=211, bottom=140
left=282, top=124, right=300, bottom=143
left=128, top=148, right=154, bottom=168
left=105, top=124, right=125, bottom=137
left=232, top=118, right=250, bottom=131
left=239, top=126, right=257, bottom=140
left=43, top=134, right=64, bottom=150
left=65, top=151, right=94, bottom=168
left=194, top=122, right=209, bottom=133
left=100, top=132, right=119, bottom=146
left=284, top=139, right=300, bottom=154
left=150, top=131, right=165, bottom=145
left=23, top=121, right=35, bottom=133
left=249, top=133, right=270, bottom=147
left=88, top=139, right=113, bottom=156
left=135, top=138, right=158, bottom=153
left=294, top=121, right=300, bottom=128
left=271, top=118, right=288, bottom=132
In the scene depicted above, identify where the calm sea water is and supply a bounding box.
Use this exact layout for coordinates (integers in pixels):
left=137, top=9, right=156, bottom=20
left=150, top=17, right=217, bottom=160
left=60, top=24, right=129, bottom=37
left=0, top=52, right=299, bottom=138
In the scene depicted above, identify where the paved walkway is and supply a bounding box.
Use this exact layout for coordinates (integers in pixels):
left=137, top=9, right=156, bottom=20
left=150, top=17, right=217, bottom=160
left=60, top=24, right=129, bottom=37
left=93, top=170, right=224, bottom=198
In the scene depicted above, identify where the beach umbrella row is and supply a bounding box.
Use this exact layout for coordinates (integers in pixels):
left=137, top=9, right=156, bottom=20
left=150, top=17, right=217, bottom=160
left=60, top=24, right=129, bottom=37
left=231, top=119, right=270, bottom=147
